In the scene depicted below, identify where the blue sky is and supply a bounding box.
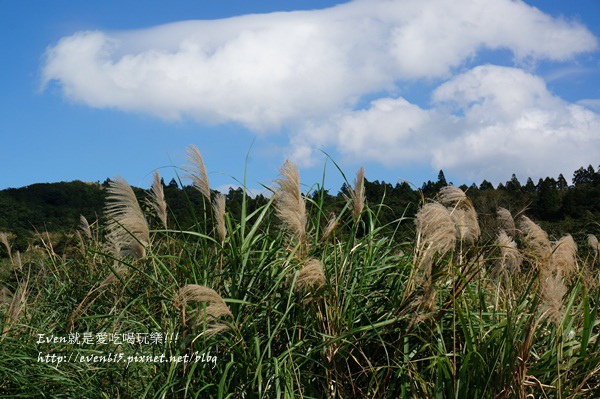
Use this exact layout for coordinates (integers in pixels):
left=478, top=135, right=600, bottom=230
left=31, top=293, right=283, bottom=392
left=1, top=0, right=599, bottom=194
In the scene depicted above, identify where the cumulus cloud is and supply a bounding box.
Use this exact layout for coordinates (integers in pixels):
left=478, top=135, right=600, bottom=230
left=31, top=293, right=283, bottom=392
left=292, top=65, right=600, bottom=183
left=41, top=0, right=599, bottom=182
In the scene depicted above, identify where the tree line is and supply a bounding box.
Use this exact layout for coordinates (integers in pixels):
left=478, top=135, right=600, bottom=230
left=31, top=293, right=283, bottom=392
left=1, top=163, right=599, bottom=254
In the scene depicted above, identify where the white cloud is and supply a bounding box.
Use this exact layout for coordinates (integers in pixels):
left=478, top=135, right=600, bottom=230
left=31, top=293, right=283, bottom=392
left=431, top=66, right=600, bottom=182
left=41, top=0, right=599, bottom=183
left=294, top=65, right=600, bottom=183
left=42, top=0, right=596, bottom=130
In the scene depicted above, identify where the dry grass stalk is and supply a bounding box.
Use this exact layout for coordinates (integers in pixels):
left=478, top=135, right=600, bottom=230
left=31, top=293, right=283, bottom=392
left=175, top=284, right=233, bottom=322
left=349, top=166, right=365, bottom=219
left=186, top=144, right=211, bottom=201
left=105, top=176, right=150, bottom=259
left=497, top=208, right=516, bottom=237
left=100, top=264, right=131, bottom=288
left=497, top=230, right=522, bottom=274
left=212, top=193, right=227, bottom=245
left=550, top=234, right=578, bottom=279
left=519, top=216, right=551, bottom=265
left=295, top=258, right=326, bottom=292
left=274, top=160, right=307, bottom=247
left=147, top=170, right=168, bottom=229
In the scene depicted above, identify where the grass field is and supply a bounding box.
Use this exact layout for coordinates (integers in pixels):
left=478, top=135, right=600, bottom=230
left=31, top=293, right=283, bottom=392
left=1, top=146, right=600, bottom=398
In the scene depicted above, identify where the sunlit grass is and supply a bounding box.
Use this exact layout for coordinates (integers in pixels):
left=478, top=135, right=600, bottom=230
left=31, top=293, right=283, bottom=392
left=1, top=148, right=600, bottom=398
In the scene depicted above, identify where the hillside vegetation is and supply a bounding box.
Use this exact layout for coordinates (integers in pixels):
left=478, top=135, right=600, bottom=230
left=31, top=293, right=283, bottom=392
left=1, top=146, right=600, bottom=398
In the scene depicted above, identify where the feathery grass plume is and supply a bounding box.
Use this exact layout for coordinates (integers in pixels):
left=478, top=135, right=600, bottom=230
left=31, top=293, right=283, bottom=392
left=212, top=193, right=227, bottom=245
left=519, top=216, right=551, bottom=264
left=175, top=284, right=232, bottom=332
left=413, top=202, right=456, bottom=303
left=349, top=166, right=365, bottom=219
left=12, top=251, right=22, bottom=271
left=451, top=208, right=480, bottom=244
left=321, top=213, right=339, bottom=242
left=550, top=234, right=578, bottom=278
left=0, top=232, right=13, bottom=264
left=497, top=208, right=516, bottom=237
left=541, top=274, right=567, bottom=325
left=497, top=230, right=522, bottom=274
left=79, top=215, right=92, bottom=240
left=438, top=185, right=480, bottom=243
left=437, top=185, right=467, bottom=206
left=415, top=202, right=457, bottom=257
left=105, top=176, right=150, bottom=259
left=186, top=144, right=211, bottom=201
left=274, top=160, right=307, bottom=246
left=2, top=279, right=28, bottom=338
left=295, top=258, right=326, bottom=292
left=0, top=286, right=12, bottom=308
left=588, top=234, right=599, bottom=260
left=147, top=170, right=168, bottom=229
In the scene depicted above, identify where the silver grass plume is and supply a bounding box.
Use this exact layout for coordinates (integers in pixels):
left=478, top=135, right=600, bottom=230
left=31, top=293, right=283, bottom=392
left=437, top=185, right=467, bottom=206
left=175, top=284, right=232, bottom=336
left=0, top=232, right=12, bottom=265
left=0, top=286, right=12, bottom=309
left=414, top=202, right=456, bottom=298
left=415, top=202, right=457, bottom=258
left=274, top=160, right=307, bottom=247
left=541, top=274, right=567, bottom=325
left=588, top=234, right=599, bottom=259
left=497, top=208, right=516, bottom=237
left=186, top=144, right=211, bottom=201
left=147, top=170, right=168, bottom=229
left=79, top=215, right=92, bottom=240
left=519, top=216, right=551, bottom=264
left=295, top=258, right=326, bottom=292
left=105, top=177, right=150, bottom=259
left=213, top=193, right=227, bottom=245
left=349, top=166, right=365, bottom=219
left=550, top=234, right=578, bottom=279
left=2, top=279, right=28, bottom=338
left=321, top=213, right=339, bottom=242
left=497, top=230, right=522, bottom=274
left=438, top=186, right=480, bottom=243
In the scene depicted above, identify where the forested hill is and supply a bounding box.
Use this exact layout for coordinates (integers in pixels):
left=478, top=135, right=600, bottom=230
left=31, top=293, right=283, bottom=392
left=1, top=164, right=600, bottom=251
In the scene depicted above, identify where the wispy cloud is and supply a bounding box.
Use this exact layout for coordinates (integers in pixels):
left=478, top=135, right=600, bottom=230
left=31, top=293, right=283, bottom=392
left=41, top=0, right=599, bottom=183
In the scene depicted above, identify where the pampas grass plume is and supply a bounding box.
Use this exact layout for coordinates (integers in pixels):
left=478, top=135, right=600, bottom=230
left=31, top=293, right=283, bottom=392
left=349, top=166, right=365, bottom=218
left=415, top=202, right=456, bottom=256
left=186, top=144, right=211, bottom=201
left=497, top=230, right=522, bottom=273
left=550, top=234, right=578, bottom=278
left=105, top=177, right=150, bottom=259
left=519, top=216, right=551, bottom=263
left=497, top=208, right=516, bottom=237
left=296, top=258, right=326, bottom=292
left=275, top=160, right=307, bottom=245
left=148, top=170, right=168, bottom=229
left=213, top=193, right=227, bottom=245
